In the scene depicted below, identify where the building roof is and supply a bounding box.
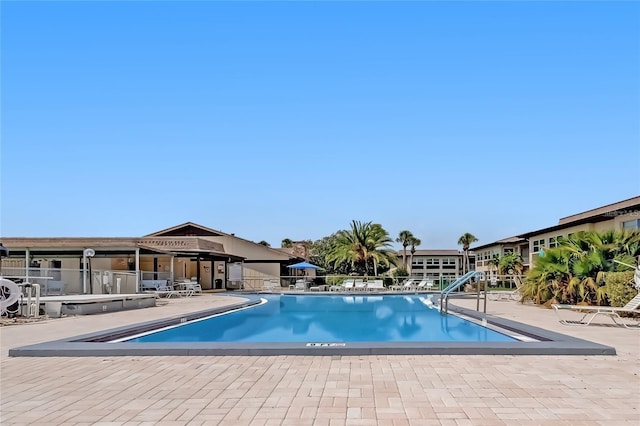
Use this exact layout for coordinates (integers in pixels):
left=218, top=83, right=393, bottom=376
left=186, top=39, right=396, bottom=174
left=398, top=249, right=470, bottom=257
left=557, top=196, right=640, bottom=226
left=518, top=196, right=640, bottom=238
left=471, top=236, right=528, bottom=251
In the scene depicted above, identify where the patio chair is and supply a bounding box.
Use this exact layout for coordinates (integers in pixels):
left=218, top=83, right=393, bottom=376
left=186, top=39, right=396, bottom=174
left=552, top=292, right=640, bottom=329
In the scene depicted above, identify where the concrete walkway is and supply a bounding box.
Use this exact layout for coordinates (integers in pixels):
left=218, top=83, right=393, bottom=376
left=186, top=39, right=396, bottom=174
left=1, top=294, right=639, bottom=425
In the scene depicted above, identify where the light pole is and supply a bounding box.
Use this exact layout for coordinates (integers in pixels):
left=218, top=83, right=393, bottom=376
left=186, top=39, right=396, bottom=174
left=82, top=248, right=95, bottom=294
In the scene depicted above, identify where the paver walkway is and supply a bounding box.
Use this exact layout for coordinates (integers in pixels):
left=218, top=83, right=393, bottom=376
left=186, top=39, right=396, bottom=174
left=1, top=293, right=639, bottom=425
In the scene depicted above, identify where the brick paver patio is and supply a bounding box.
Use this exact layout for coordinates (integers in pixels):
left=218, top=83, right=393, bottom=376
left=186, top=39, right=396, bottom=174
left=1, top=294, right=639, bottom=425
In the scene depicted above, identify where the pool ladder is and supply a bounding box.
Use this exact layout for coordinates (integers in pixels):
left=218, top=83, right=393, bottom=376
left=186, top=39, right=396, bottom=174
left=439, top=271, right=484, bottom=315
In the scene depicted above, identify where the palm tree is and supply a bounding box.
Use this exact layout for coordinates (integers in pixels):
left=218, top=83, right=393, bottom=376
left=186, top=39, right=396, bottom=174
left=521, top=229, right=640, bottom=305
left=327, top=220, right=397, bottom=276
left=408, top=236, right=421, bottom=275
left=457, top=233, right=478, bottom=274
left=487, top=256, right=500, bottom=279
left=396, top=230, right=414, bottom=270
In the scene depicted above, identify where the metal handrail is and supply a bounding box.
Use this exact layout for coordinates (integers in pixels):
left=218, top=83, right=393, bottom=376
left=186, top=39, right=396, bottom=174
left=440, top=271, right=482, bottom=315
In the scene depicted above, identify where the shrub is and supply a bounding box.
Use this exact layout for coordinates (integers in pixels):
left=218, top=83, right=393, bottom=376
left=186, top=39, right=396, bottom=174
left=602, top=271, right=636, bottom=307
left=393, top=267, right=409, bottom=277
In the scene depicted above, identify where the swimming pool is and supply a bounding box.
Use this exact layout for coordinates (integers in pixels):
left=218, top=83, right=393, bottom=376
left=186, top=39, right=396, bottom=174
left=125, top=294, right=515, bottom=343
left=8, top=293, right=617, bottom=356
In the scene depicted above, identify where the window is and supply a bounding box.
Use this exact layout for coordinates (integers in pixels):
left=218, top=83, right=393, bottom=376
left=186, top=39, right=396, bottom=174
left=532, top=239, right=546, bottom=253
left=442, top=258, right=456, bottom=269
left=503, top=248, right=514, bottom=254
left=426, top=258, right=439, bottom=269
left=412, top=259, right=424, bottom=269
left=623, top=219, right=640, bottom=230
left=548, top=236, right=559, bottom=248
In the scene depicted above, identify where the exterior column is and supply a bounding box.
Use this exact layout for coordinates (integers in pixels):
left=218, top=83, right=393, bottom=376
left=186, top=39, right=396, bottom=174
left=25, top=248, right=30, bottom=282
left=169, top=255, right=174, bottom=285
left=135, top=248, right=140, bottom=292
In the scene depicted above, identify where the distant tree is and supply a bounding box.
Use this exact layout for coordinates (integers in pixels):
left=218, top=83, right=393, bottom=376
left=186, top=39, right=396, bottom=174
left=327, top=220, right=397, bottom=276
left=487, top=256, right=500, bottom=278
left=258, top=240, right=271, bottom=247
left=408, top=236, right=422, bottom=275
left=281, top=238, right=293, bottom=248
left=396, top=230, right=414, bottom=270
left=457, top=233, right=478, bottom=274
left=498, top=252, right=524, bottom=276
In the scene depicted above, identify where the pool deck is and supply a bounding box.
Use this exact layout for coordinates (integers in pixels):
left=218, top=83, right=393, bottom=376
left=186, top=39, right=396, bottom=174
left=1, top=294, right=639, bottom=425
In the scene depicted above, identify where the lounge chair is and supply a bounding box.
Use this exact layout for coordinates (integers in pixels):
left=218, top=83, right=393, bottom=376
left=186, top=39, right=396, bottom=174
left=488, top=276, right=522, bottom=301
left=340, top=279, right=355, bottom=291
left=354, top=279, right=367, bottom=291
left=552, top=292, right=640, bottom=328
left=292, top=279, right=307, bottom=291
left=309, top=284, right=328, bottom=292
left=415, top=278, right=433, bottom=291
left=185, top=282, right=202, bottom=295
left=392, top=279, right=415, bottom=292
left=366, top=280, right=385, bottom=292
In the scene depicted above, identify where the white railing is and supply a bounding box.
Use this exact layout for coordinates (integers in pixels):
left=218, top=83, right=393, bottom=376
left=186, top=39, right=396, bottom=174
left=1, top=267, right=138, bottom=295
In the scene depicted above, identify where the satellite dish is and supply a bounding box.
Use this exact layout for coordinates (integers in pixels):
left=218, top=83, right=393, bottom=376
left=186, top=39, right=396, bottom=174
left=83, top=248, right=95, bottom=257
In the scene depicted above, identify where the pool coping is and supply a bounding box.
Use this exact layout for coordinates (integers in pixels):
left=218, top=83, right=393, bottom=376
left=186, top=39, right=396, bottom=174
left=8, top=294, right=616, bottom=357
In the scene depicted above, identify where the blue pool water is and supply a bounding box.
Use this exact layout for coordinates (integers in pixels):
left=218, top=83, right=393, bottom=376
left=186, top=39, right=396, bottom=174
left=127, top=294, right=515, bottom=343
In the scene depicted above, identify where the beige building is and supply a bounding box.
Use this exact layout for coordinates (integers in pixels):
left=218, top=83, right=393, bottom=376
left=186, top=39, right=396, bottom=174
left=1, top=222, right=302, bottom=294
left=473, top=195, right=640, bottom=270
left=473, top=236, right=529, bottom=277
left=399, top=249, right=475, bottom=285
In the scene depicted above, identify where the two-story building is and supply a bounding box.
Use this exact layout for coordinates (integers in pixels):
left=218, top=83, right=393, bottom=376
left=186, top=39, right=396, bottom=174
left=472, top=195, right=640, bottom=271
left=399, top=250, right=475, bottom=286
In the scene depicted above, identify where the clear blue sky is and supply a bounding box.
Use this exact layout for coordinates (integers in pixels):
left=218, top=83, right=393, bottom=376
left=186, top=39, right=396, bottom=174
left=1, top=1, right=639, bottom=250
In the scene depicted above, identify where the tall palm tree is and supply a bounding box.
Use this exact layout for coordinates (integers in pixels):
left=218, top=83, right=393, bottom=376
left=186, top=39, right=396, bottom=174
left=408, top=236, right=421, bottom=275
left=327, top=220, right=397, bottom=276
left=457, top=233, right=478, bottom=274
left=396, top=230, right=414, bottom=270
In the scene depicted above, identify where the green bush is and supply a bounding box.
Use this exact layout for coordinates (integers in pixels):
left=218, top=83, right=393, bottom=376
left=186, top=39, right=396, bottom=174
left=393, top=267, right=409, bottom=277
left=603, top=271, right=636, bottom=307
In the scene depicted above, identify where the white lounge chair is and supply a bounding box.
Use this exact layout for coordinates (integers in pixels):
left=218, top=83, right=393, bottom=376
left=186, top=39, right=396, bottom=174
left=354, top=279, right=367, bottom=291
left=415, top=278, right=433, bottom=291
left=340, top=279, right=355, bottom=291
left=392, top=279, right=415, bottom=292
left=552, top=292, right=640, bottom=329
left=366, top=280, right=385, bottom=292
left=293, top=279, right=307, bottom=291
left=185, top=282, right=202, bottom=295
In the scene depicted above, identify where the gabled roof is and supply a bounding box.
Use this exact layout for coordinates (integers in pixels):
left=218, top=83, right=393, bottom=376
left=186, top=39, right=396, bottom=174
left=144, top=222, right=226, bottom=237
left=145, top=222, right=303, bottom=260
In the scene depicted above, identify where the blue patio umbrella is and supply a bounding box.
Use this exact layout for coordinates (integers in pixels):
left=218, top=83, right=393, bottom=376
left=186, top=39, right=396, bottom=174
left=288, top=261, right=322, bottom=270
